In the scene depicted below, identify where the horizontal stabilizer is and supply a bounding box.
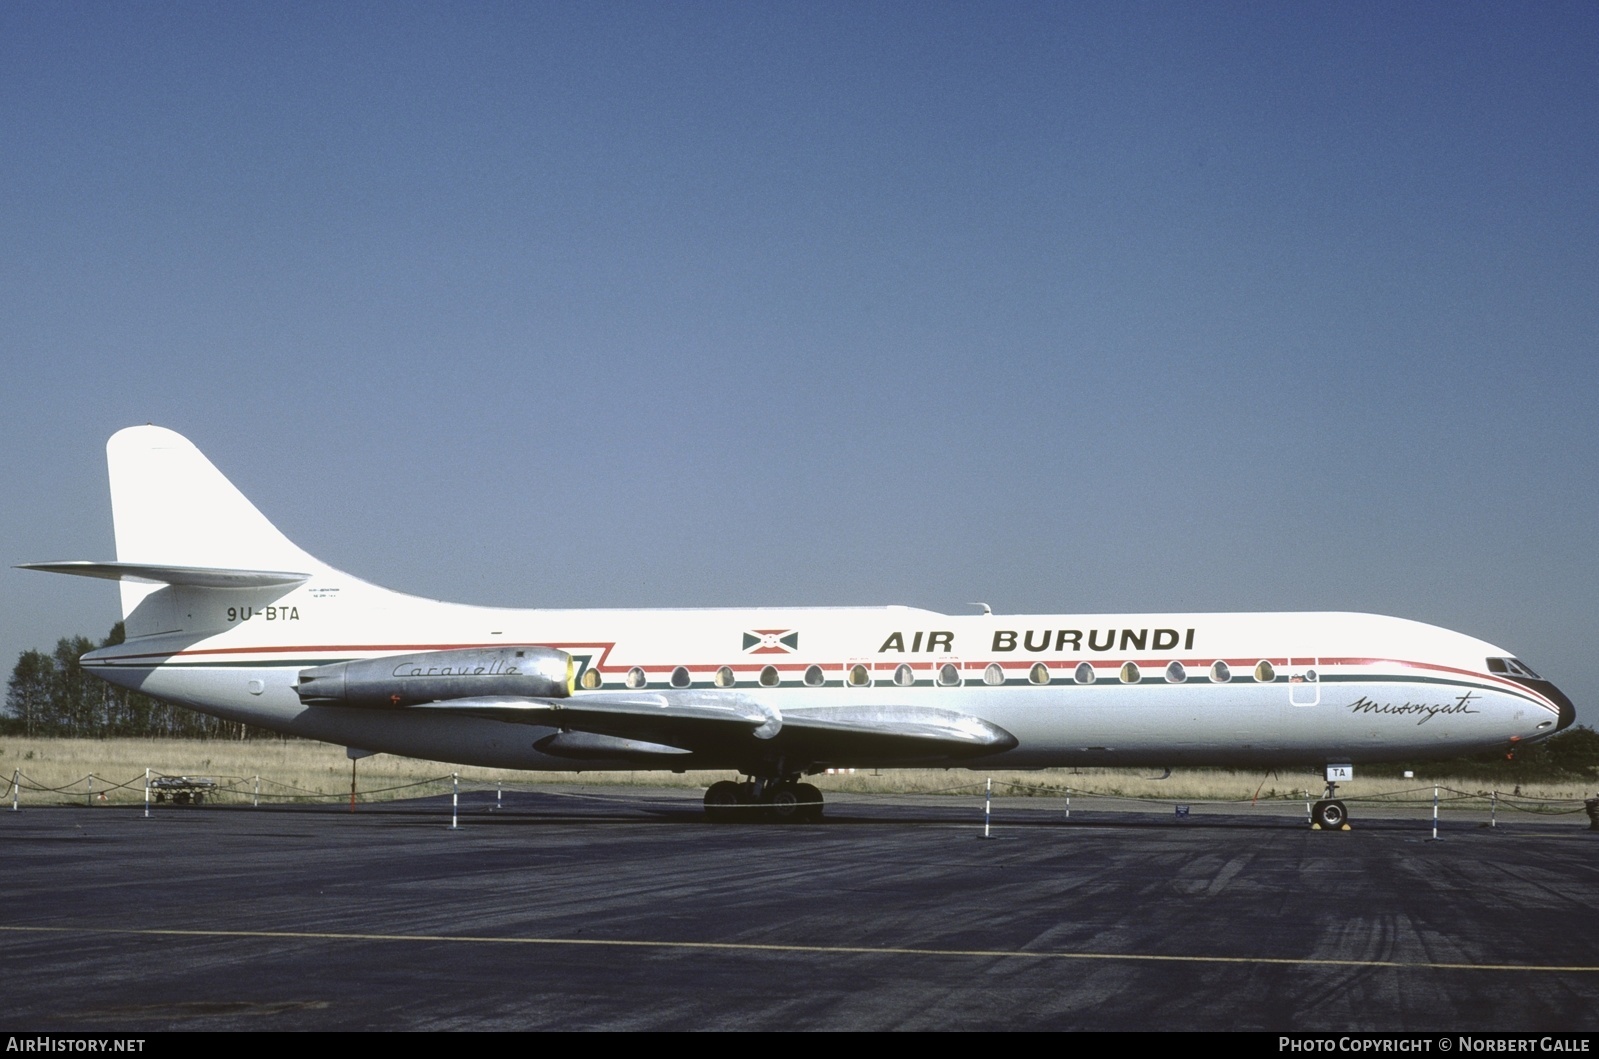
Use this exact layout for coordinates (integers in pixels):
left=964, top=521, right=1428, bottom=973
left=17, top=561, right=309, bottom=588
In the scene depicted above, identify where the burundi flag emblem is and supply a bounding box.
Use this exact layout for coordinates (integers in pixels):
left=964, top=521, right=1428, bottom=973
left=743, top=629, right=800, bottom=654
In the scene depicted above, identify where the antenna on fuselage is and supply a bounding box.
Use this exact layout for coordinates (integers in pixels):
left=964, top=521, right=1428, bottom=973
left=967, top=602, right=992, bottom=616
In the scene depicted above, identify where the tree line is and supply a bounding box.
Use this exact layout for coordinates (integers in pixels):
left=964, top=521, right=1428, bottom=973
left=4, top=624, right=270, bottom=739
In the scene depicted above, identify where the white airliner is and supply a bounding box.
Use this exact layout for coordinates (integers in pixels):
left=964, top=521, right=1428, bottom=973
left=21, top=426, right=1575, bottom=826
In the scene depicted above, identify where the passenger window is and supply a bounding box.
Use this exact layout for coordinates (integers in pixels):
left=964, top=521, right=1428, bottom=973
left=1254, top=660, right=1276, bottom=683
left=1120, top=661, right=1141, bottom=684
left=714, top=666, right=735, bottom=688
left=1165, top=661, right=1186, bottom=684
left=848, top=663, right=871, bottom=687
left=804, top=664, right=825, bottom=687
left=625, top=667, right=647, bottom=689
left=983, top=663, right=1005, bottom=686
left=1074, top=662, right=1095, bottom=685
left=580, top=668, right=602, bottom=690
left=670, top=666, right=691, bottom=689
left=1210, top=660, right=1231, bottom=684
left=894, top=664, right=915, bottom=687
left=1030, top=663, right=1051, bottom=685
left=759, top=665, right=780, bottom=688
left=938, top=663, right=961, bottom=686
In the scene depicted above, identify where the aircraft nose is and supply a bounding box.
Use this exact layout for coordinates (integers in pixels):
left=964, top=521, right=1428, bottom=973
left=1521, top=677, right=1578, bottom=733
left=1545, top=681, right=1577, bottom=732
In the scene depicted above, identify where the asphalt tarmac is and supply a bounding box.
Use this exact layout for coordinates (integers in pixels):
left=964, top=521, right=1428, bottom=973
left=3, top=788, right=1597, bottom=1031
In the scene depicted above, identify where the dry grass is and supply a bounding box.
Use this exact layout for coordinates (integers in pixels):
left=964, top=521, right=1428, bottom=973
left=1, top=738, right=1591, bottom=813
left=0, top=737, right=716, bottom=806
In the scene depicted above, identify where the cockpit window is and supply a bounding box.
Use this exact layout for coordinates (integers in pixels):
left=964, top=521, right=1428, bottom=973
left=1488, top=657, right=1542, bottom=679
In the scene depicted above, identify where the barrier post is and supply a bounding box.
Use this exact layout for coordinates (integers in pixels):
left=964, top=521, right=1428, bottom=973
left=1430, top=784, right=1441, bottom=841
left=87, top=773, right=93, bottom=807
left=982, top=776, right=993, bottom=839
left=143, top=768, right=150, bottom=819
left=254, top=775, right=260, bottom=809
left=450, top=773, right=461, bottom=830
left=1490, top=789, right=1497, bottom=829
left=12, top=769, right=19, bottom=812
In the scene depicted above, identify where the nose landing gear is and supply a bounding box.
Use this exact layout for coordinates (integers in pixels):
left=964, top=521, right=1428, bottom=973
left=1311, top=780, right=1350, bottom=830
left=704, top=777, right=823, bottom=823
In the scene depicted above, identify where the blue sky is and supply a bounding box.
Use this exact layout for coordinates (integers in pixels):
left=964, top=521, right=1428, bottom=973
left=4, top=3, right=1596, bottom=726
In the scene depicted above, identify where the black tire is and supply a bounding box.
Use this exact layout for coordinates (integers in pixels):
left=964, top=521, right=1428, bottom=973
left=704, top=781, right=741, bottom=822
left=795, top=783, right=824, bottom=823
left=1313, top=799, right=1348, bottom=829
left=767, top=785, right=803, bottom=822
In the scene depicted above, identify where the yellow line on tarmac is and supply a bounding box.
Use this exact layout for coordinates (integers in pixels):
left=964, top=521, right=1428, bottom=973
left=2, top=924, right=1595, bottom=973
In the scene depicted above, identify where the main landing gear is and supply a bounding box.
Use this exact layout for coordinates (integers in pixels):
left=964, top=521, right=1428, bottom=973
left=704, top=778, right=823, bottom=823
left=1311, top=780, right=1350, bottom=831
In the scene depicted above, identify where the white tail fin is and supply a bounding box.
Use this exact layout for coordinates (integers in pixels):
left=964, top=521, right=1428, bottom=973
left=17, top=427, right=402, bottom=640
left=11, top=426, right=343, bottom=637
left=107, top=425, right=325, bottom=573
left=102, top=426, right=334, bottom=635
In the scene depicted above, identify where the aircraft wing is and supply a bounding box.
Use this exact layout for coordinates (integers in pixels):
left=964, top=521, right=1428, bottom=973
left=402, top=692, right=1016, bottom=764
left=408, top=691, right=779, bottom=747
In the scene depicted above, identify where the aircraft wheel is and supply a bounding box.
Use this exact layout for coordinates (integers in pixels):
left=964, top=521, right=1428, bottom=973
left=767, top=784, right=804, bottom=822
left=795, top=782, right=823, bottom=822
left=1312, top=799, right=1348, bottom=829
left=704, top=781, right=741, bottom=822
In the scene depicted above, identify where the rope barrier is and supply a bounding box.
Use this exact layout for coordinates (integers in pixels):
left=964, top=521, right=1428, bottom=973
left=2, top=764, right=1594, bottom=820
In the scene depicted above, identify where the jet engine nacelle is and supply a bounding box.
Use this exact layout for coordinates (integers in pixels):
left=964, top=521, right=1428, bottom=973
left=296, top=646, right=573, bottom=707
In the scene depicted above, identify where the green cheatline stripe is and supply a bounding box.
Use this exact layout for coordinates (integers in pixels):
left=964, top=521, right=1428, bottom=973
left=87, top=665, right=1509, bottom=693
left=597, top=673, right=1508, bottom=693
left=0, top=924, right=1592, bottom=972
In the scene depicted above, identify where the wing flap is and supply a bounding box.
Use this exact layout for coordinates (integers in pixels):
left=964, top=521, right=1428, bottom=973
left=781, top=704, right=1016, bottom=747
left=777, top=704, right=1018, bottom=760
